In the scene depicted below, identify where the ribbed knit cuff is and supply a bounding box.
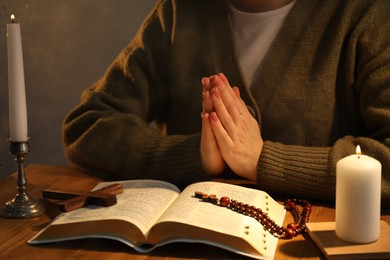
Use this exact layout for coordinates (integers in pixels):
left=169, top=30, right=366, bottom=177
left=257, top=141, right=334, bottom=200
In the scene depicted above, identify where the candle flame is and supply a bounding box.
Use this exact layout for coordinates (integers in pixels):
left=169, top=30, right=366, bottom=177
left=356, top=145, right=361, bottom=155
left=10, top=14, right=15, bottom=23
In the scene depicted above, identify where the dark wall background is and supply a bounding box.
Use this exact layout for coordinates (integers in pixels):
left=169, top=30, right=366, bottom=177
left=0, top=0, right=157, bottom=178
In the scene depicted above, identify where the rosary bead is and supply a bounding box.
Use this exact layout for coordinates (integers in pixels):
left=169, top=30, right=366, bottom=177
left=303, top=205, right=312, bottom=213
left=219, top=197, right=230, bottom=207
left=251, top=209, right=257, bottom=217
left=285, top=228, right=295, bottom=239
left=284, top=201, right=295, bottom=210
left=287, top=223, right=297, bottom=230
left=277, top=228, right=284, bottom=235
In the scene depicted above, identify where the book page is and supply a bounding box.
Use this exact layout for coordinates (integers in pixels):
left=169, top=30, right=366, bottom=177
left=51, top=179, right=180, bottom=235
left=151, top=181, right=286, bottom=258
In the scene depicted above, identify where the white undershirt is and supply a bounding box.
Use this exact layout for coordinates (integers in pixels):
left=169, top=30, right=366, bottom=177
left=230, top=1, right=296, bottom=88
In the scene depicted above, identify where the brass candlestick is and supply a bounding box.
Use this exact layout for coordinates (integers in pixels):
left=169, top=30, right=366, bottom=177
left=0, top=140, right=45, bottom=218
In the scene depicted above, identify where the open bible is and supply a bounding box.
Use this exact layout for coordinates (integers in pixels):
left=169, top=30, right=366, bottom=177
left=29, top=180, right=286, bottom=259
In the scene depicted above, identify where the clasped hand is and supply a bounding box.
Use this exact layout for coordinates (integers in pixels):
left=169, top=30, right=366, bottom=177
left=200, top=73, right=263, bottom=181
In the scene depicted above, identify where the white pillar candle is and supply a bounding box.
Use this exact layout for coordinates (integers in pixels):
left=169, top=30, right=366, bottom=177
left=7, top=14, right=28, bottom=142
left=335, top=145, right=381, bottom=243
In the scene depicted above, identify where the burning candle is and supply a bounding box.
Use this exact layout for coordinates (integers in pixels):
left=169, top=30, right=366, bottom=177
left=335, top=145, right=381, bottom=243
left=7, top=14, right=28, bottom=142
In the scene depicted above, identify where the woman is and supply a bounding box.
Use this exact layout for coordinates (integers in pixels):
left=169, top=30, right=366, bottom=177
left=63, top=0, right=390, bottom=205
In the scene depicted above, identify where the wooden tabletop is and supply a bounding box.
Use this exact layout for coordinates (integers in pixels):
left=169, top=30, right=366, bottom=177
left=0, top=164, right=389, bottom=260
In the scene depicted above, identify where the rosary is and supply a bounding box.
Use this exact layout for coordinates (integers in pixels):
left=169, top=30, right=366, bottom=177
left=195, top=191, right=311, bottom=239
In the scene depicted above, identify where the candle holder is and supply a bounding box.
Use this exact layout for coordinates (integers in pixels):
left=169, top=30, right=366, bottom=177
left=0, top=140, right=45, bottom=218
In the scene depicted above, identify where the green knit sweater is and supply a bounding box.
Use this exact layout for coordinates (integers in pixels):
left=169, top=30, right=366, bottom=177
left=63, top=0, right=390, bottom=206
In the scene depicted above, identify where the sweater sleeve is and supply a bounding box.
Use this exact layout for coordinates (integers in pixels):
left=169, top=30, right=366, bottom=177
left=257, top=1, right=390, bottom=206
left=62, top=0, right=209, bottom=186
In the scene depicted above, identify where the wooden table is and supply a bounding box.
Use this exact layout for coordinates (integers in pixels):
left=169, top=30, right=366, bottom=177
left=0, top=164, right=389, bottom=259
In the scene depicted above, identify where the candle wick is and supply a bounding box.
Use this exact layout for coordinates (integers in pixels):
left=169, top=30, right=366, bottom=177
left=358, top=155, right=360, bottom=159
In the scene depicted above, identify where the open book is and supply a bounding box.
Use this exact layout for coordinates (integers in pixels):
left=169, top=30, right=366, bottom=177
left=29, top=180, right=286, bottom=259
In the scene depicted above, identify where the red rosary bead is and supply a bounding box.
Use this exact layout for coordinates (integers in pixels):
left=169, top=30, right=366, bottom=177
left=284, top=201, right=295, bottom=210
left=287, top=223, right=297, bottom=230
left=285, top=228, right=295, bottom=239
left=303, top=204, right=312, bottom=213
left=251, top=209, right=257, bottom=217
left=219, top=197, right=230, bottom=207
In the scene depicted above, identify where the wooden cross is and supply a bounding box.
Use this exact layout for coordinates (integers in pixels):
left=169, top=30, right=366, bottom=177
left=41, top=183, right=123, bottom=212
